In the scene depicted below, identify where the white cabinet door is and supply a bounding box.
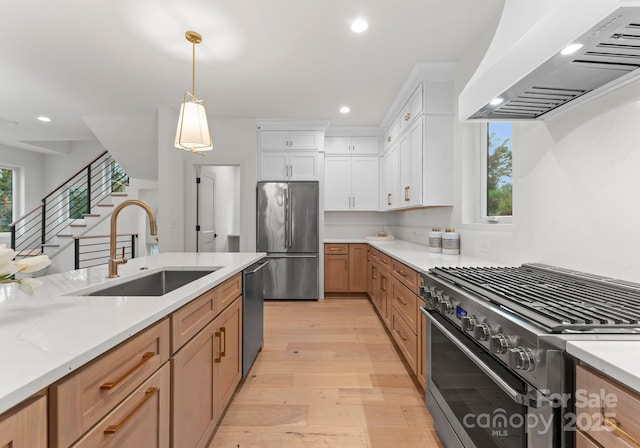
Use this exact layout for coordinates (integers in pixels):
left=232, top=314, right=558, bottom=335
left=260, top=152, right=289, bottom=180
left=399, top=84, right=423, bottom=134
left=351, top=137, right=379, bottom=155
left=290, top=131, right=323, bottom=150
left=382, top=146, right=399, bottom=210
left=398, top=118, right=423, bottom=208
left=260, top=131, right=290, bottom=150
left=351, top=157, right=379, bottom=210
left=325, top=157, right=352, bottom=210
left=325, top=137, right=351, bottom=155
left=289, top=152, right=319, bottom=180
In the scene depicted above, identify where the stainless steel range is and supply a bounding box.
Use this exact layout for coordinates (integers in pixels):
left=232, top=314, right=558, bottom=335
left=419, top=263, right=640, bottom=448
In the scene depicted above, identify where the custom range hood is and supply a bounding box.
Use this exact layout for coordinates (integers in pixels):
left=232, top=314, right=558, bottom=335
left=460, top=0, right=640, bottom=120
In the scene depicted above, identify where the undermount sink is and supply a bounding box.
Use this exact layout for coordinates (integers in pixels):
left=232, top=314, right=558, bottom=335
left=79, top=269, right=218, bottom=297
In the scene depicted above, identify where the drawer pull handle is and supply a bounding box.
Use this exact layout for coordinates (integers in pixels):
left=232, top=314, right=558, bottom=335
left=330, top=248, right=341, bottom=251
left=397, top=330, right=407, bottom=341
left=396, top=296, right=407, bottom=305
left=100, top=352, right=155, bottom=390
left=603, top=416, right=640, bottom=447
left=104, top=387, right=158, bottom=434
left=404, top=186, right=410, bottom=202
left=397, top=270, right=407, bottom=277
left=220, top=327, right=226, bottom=357
left=215, top=331, right=223, bottom=363
left=405, top=112, right=411, bottom=121
left=387, top=193, right=392, bottom=206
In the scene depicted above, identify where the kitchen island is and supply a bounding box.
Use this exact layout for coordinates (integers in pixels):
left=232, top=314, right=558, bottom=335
left=0, top=251, right=264, bottom=417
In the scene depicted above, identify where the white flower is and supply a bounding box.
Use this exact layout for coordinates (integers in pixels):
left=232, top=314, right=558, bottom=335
left=18, top=278, right=43, bottom=295
left=13, top=255, right=51, bottom=273
left=0, top=246, right=16, bottom=268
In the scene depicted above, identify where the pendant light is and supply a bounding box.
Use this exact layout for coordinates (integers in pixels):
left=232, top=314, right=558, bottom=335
left=174, top=31, right=212, bottom=155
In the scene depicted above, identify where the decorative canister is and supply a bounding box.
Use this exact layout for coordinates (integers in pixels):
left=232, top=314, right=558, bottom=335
left=442, top=228, right=460, bottom=255
left=428, top=227, right=442, bottom=253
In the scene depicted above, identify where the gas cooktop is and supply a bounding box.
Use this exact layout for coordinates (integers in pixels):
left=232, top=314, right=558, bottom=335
left=429, top=263, right=640, bottom=333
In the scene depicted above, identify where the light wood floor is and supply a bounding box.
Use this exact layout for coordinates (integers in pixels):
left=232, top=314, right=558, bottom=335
left=208, top=297, right=443, bottom=448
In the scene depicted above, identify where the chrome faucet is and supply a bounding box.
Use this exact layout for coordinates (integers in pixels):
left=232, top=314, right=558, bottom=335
left=109, top=199, right=158, bottom=278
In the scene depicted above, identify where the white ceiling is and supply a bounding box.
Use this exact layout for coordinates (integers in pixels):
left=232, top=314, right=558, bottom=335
left=0, top=0, right=504, bottom=154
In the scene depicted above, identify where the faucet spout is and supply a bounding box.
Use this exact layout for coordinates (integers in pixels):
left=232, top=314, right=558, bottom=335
left=109, top=199, right=158, bottom=278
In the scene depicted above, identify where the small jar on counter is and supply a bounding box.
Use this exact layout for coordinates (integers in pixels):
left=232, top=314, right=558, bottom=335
left=442, top=228, right=460, bottom=255
left=428, top=227, right=442, bottom=253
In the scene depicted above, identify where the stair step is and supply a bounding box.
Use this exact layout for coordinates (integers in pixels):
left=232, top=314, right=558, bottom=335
left=82, top=214, right=100, bottom=218
left=56, top=234, right=73, bottom=238
left=97, top=203, right=114, bottom=207
left=41, top=244, right=60, bottom=248
left=111, top=193, right=128, bottom=197
left=16, top=249, right=42, bottom=257
left=70, top=223, right=87, bottom=228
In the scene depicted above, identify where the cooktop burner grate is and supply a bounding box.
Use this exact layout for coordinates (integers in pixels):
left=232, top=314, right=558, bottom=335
left=429, top=264, right=640, bottom=333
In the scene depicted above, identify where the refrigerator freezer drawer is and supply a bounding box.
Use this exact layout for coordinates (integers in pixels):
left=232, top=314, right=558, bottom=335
left=263, top=255, right=318, bottom=300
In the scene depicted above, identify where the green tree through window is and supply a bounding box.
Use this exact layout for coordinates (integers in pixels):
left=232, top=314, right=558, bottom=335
left=487, top=122, right=512, bottom=216
left=0, top=168, right=13, bottom=232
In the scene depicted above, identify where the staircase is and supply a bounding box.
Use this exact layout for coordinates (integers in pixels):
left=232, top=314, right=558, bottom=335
left=10, top=151, right=131, bottom=270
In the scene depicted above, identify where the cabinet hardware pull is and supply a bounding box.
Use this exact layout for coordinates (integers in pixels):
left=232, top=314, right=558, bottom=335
left=220, top=327, right=226, bottom=357
left=397, top=330, right=407, bottom=341
left=397, top=270, right=407, bottom=277
left=104, top=387, right=158, bottom=434
left=330, top=247, right=340, bottom=251
left=215, top=331, right=222, bottom=363
left=404, top=186, right=410, bottom=202
left=289, top=165, right=293, bottom=177
left=387, top=136, right=392, bottom=143
left=100, top=352, right=155, bottom=390
left=387, top=193, right=391, bottom=206
left=405, top=113, right=411, bottom=121
left=603, top=416, right=640, bottom=447
left=352, top=197, right=355, bottom=208
left=397, top=296, right=407, bottom=305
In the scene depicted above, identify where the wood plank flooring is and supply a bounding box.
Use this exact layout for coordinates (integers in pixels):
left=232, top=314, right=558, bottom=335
left=208, top=298, right=443, bottom=448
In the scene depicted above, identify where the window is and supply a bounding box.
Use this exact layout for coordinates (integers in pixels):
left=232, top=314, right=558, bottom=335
left=68, top=188, right=88, bottom=219
left=0, top=168, right=13, bottom=232
left=481, top=122, right=512, bottom=222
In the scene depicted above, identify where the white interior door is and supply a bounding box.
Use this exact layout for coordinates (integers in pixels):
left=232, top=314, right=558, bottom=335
left=197, top=169, right=216, bottom=252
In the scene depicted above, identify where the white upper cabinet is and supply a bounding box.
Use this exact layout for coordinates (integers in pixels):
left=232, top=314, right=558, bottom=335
left=260, top=131, right=324, bottom=151
left=260, top=151, right=319, bottom=181
left=398, top=118, right=424, bottom=208
left=325, top=136, right=379, bottom=155
left=325, top=156, right=378, bottom=211
left=398, top=84, right=423, bottom=135
left=383, top=119, right=399, bottom=153
left=381, top=146, right=399, bottom=211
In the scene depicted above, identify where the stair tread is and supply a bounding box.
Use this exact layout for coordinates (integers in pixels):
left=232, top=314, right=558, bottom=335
left=111, top=193, right=128, bottom=197
left=70, top=223, right=87, bottom=227
left=15, top=249, right=42, bottom=256
left=41, top=244, right=60, bottom=248
left=97, top=203, right=114, bottom=207
left=57, top=234, right=73, bottom=238
left=82, top=214, right=100, bottom=217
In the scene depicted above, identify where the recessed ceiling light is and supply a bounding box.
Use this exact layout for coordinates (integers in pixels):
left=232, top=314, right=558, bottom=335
left=351, top=18, right=368, bottom=33
left=37, top=116, right=51, bottom=122
left=560, top=43, right=583, bottom=55
left=490, top=98, right=504, bottom=106
left=340, top=106, right=351, bottom=114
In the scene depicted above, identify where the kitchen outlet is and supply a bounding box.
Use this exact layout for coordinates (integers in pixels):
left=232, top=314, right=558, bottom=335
left=479, top=240, right=490, bottom=253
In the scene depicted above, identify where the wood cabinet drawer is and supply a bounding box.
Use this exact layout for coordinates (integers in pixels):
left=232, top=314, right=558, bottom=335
left=0, top=395, right=47, bottom=448
left=71, top=363, right=170, bottom=448
left=171, top=273, right=242, bottom=353
left=391, top=307, right=417, bottom=374
left=378, top=252, right=392, bottom=271
left=50, top=319, right=170, bottom=448
left=391, top=277, right=418, bottom=333
left=392, top=259, right=419, bottom=294
left=368, top=246, right=379, bottom=262
left=324, top=243, right=348, bottom=255
left=576, top=364, right=640, bottom=448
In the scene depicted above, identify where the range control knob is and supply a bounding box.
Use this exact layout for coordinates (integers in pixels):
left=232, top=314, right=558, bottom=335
left=473, top=323, right=492, bottom=341
left=507, top=347, right=535, bottom=371
left=490, top=334, right=512, bottom=354
left=461, top=315, right=477, bottom=332
left=439, top=295, right=453, bottom=314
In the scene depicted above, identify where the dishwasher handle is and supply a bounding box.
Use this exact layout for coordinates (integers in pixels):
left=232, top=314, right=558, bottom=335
left=245, top=260, right=269, bottom=275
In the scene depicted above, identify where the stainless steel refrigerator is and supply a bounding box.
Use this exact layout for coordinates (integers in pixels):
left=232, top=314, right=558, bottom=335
left=256, top=181, right=319, bottom=300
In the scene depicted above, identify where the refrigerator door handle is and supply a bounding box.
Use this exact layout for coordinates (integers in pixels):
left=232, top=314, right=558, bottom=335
left=289, top=192, right=294, bottom=248
left=284, top=187, right=290, bottom=248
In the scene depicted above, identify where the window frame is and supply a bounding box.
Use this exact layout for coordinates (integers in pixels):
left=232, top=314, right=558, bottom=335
left=0, top=166, right=15, bottom=234
left=480, top=122, right=513, bottom=225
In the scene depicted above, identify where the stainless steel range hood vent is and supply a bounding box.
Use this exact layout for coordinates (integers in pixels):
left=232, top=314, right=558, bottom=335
left=460, top=2, right=640, bottom=121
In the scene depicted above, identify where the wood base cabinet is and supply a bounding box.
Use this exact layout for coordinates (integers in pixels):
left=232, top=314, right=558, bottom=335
left=72, top=364, right=170, bottom=448
left=172, top=296, right=243, bottom=448
left=324, top=243, right=367, bottom=293
left=0, top=395, right=47, bottom=448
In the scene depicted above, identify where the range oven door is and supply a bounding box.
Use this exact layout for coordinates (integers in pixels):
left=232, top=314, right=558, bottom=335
left=423, top=310, right=558, bottom=448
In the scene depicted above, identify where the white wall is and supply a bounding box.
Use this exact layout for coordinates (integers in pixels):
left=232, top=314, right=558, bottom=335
left=156, top=109, right=258, bottom=253
left=42, top=141, right=105, bottom=191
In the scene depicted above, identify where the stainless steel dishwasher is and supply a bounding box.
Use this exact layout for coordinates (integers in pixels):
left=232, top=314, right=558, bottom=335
left=242, top=260, right=268, bottom=377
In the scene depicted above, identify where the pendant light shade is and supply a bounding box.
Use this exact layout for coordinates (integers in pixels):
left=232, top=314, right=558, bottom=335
left=175, top=31, right=212, bottom=155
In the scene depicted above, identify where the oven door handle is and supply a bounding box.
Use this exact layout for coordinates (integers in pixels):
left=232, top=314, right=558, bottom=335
left=421, top=307, right=547, bottom=408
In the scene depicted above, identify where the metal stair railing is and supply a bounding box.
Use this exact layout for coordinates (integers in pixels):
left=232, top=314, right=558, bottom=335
left=9, top=151, right=129, bottom=257
left=74, top=233, right=138, bottom=270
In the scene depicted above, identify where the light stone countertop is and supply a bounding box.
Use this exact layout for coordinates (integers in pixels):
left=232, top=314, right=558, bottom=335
left=324, top=238, right=640, bottom=393
left=0, top=251, right=265, bottom=415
